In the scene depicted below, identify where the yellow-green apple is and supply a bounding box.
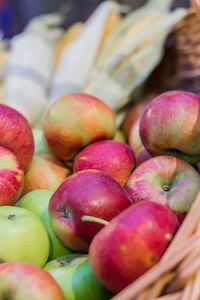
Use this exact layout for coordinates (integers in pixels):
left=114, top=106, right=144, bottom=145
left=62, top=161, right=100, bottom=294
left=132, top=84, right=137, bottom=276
left=126, top=156, right=200, bottom=222
left=49, top=170, right=132, bottom=252
left=16, top=190, right=72, bottom=260
left=128, top=119, right=151, bottom=166
left=0, top=146, right=24, bottom=206
left=0, top=104, right=34, bottom=170
left=89, top=201, right=179, bottom=293
left=43, top=93, right=116, bottom=161
left=0, top=206, right=49, bottom=267
left=22, top=155, right=71, bottom=195
left=73, top=140, right=135, bottom=186
left=44, top=254, right=113, bottom=300
left=140, top=91, right=200, bottom=164
left=32, top=128, right=51, bottom=155
left=113, top=130, right=126, bottom=143
left=0, top=262, right=65, bottom=300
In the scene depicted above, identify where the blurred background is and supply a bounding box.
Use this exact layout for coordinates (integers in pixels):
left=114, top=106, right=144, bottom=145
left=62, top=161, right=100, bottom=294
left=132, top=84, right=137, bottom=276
left=0, top=0, right=190, bottom=39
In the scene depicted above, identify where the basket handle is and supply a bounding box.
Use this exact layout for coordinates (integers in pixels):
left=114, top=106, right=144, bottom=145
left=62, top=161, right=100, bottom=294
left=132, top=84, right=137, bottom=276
left=191, top=0, right=200, bottom=16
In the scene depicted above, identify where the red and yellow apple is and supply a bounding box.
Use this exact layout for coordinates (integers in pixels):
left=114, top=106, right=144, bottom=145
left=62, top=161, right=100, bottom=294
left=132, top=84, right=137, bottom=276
left=140, top=91, right=200, bottom=164
left=0, top=146, right=24, bottom=206
left=121, top=96, right=152, bottom=137
left=73, top=140, right=135, bottom=186
left=49, top=170, right=132, bottom=252
left=22, top=155, right=71, bottom=195
left=126, top=155, right=200, bottom=222
left=44, top=93, right=116, bottom=161
left=128, top=118, right=151, bottom=166
left=89, top=201, right=179, bottom=293
left=129, top=118, right=143, bottom=154
left=0, top=104, right=34, bottom=170
left=0, top=262, right=65, bottom=300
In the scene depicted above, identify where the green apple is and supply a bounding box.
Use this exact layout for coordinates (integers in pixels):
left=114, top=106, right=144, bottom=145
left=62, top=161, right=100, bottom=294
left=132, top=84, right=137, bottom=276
left=32, top=128, right=51, bottom=155
left=44, top=254, right=113, bottom=300
left=0, top=206, right=49, bottom=267
left=16, top=189, right=72, bottom=260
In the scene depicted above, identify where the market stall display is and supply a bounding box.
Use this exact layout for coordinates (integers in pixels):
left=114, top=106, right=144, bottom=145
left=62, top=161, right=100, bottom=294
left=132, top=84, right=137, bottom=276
left=0, top=0, right=200, bottom=300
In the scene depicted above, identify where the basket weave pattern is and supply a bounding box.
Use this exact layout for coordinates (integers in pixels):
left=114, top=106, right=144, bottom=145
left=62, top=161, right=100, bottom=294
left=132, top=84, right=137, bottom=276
left=173, top=8, right=200, bottom=95
left=146, top=6, right=200, bottom=96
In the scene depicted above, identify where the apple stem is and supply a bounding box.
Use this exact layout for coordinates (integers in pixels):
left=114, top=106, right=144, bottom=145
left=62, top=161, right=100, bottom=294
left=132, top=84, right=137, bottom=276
left=81, top=215, right=109, bottom=226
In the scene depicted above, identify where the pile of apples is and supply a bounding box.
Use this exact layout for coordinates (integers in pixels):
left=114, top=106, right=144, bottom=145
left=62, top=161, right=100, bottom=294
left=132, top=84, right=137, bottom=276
left=0, top=91, right=200, bottom=299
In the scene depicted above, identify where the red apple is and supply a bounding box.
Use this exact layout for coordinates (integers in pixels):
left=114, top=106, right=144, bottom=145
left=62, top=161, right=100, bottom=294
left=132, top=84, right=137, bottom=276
left=22, top=155, right=71, bottom=195
left=121, top=95, right=154, bottom=137
left=0, top=146, right=24, bottom=206
left=0, top=262, right=65, bottom=299
left=73, top=140, right=135, bottom=186
left=126, top=155, right=200, bottom=222
left=49, top=170, right=132, bottom=252
left=0, top=104, right=34, bottom=170
left=89, top=201, right=179, bottom=293
left=140, top=91, right=200, bottom=164
left=44, top=93, right=116, bottom=161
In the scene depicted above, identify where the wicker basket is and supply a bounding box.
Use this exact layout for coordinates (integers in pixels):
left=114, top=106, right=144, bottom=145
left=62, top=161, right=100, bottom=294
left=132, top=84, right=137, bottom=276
left=145, top=1, right=200, bottom=97
left=111, top=2, right=200, bottom=299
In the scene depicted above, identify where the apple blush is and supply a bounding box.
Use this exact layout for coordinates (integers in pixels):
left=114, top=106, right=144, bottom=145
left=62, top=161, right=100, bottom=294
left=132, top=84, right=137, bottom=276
left=0, top=262, right=65, bottom=300
left=0, top=104, right=34, bottom=170
left=44, top=93, right=116, bottom=161
left=73, top=140, right=135, bottom=186
left=126, top=155, right=200, bottom=222
left=0, top=146, right=24, bottom=206
left=140, top=91, right=200, bottom=164
left=22, top=155, right=71, bottom=195
left=89, top=201, right=179, bottom=293
left=49, top=169, right=132, bottom=252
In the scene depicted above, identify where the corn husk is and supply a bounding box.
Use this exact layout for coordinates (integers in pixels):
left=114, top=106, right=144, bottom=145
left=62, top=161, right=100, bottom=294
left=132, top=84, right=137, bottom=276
left=4, top=13, right=64, bottom=125
left=84, top=0, right=186, bottom=120
left=96, top=11, right=121, bottom=59
left=94, top=0, right=174, bottom=70
left=54, top=22, right=83, bottom=67
left=49, top=1, right=128, bottom=103
left=0, top=34, right=9, bottom=104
